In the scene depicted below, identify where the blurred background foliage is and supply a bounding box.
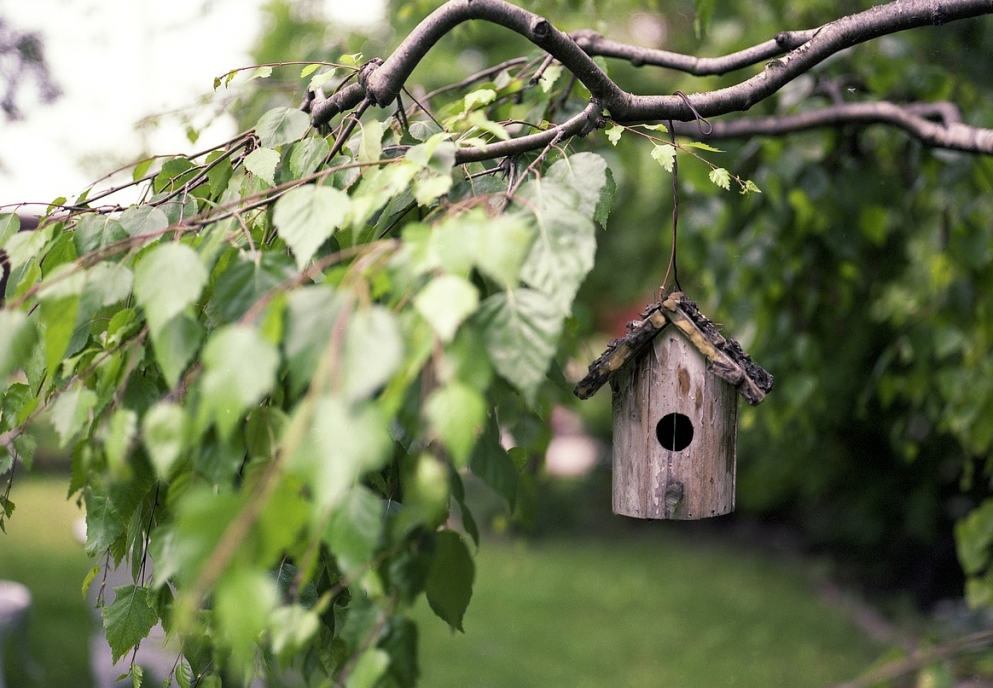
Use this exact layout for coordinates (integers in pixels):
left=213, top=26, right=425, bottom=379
left=241, top=0, right=993, bottom=606
left=4, top=0, right=993, bottom=684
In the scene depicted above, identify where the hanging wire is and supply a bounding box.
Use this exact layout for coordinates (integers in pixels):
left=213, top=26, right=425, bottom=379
left=659, top=92, right=711, bottom=300
left=659, top=118, right=682, bottom=298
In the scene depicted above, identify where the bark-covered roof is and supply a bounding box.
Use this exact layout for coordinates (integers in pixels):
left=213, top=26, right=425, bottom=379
left=573, top=292, right=773, bottom=406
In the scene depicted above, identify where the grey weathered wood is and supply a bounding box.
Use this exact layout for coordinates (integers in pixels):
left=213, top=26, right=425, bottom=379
left=611, top=327, right=737, bottom=520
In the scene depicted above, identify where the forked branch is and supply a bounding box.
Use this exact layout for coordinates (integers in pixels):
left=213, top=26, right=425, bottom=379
left=306, top=0, right=993, bottom=159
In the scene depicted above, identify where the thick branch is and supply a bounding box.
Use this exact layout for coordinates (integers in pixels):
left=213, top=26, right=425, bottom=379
left=671, top=101, right=993, bottom=154
left=362, top=0, right=624, bottom=111
left=608, top=0, right=993, bottom=122
left=307, top=0, right=993, bottom=158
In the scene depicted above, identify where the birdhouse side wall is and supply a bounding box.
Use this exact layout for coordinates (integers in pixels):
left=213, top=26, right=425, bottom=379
left=611, top=329, right=737, bottom=520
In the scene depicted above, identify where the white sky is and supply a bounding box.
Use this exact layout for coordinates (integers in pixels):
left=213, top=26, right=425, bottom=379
left=0, top=0, right=383, bottom=208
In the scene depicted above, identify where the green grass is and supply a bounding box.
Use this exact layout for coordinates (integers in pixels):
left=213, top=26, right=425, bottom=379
left=0, top=474, right=94, bottom=688
left=0, top=476, right=884, bottom=687
left=414, top=537, right=883, bottom=688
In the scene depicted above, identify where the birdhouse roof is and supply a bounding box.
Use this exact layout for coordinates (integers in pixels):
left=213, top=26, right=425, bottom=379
left=574, top=292, right=773, bottom=405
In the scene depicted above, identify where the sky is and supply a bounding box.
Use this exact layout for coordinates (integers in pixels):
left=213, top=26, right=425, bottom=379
left=0, top=0, right=383, bottom=208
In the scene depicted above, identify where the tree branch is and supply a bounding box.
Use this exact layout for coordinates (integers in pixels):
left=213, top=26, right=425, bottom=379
left=305, top=0, right=993, bottom=158
left=671, top=101, right=993, bottom=154
left=453, top=100, right=603, bottom=164
left=569, top=28, right=817, bottom=76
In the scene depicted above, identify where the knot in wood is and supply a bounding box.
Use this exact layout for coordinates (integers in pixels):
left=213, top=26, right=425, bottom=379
left=664, top=481, right=684, bottom=512
left=531, top=18, right=551, bottom=40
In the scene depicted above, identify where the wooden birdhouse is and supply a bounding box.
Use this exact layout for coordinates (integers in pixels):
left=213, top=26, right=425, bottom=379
left=575, top=293, right=773, bottom=520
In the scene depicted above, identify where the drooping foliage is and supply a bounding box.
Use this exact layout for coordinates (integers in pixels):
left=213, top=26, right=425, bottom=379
left=3, top=0, right=993, bottom=685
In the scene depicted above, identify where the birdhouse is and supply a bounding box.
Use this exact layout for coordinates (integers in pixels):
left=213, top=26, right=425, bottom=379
left=575, top=293, right=773, bottom=520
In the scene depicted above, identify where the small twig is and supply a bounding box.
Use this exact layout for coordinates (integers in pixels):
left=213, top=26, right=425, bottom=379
left=830, top=629, right=993, bottom=688
left=420, top=56, right=530, bottom=103
left=400, top=86, right=444, bottom=131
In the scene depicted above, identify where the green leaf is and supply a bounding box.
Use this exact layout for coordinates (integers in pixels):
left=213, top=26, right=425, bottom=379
left=414, top=274, right=479, bottom=342
left=458, top=211, right=536, bottom=289
left=425, top=530, right=474, bottom=632
left=104, top=408, right=137, bottom=476
left=308, top=69, right=337, bottom=92
left=343, top=306, right=403, bottom=402
left=464, top=111, right=511, bottom=141
left=249, top=65, right=273, bottom=80
left=93, top=263, right=135, bottom=305
left=476, top=289, right=563, bottom=403
left=345, top=648, right=390, bottom=688
left=346, top=163, right=418, bottom=228
left=206, top=151, right=234, bottom=197
left=102, top=585, right=160, bottom=663
left=287, top=396, right=392, bottom=511
left=83, top=486, right=125, bottom=555
left=425, top=382, right=486, bottom=467
left=0, top=213, right=18, bottom=248
left=538, top=64, right=562, bottom=93
left=709, top=167, right=731, bottom=190
left=595, top=167, right=616, bottom=227
left=519, top=180, right=597, bottom=314
left=463, top=88, right=497, bottom=110
left=206, top=251, right=294, bottom=325
left=131, top=157, right=154, bottom=181
left=325, top=486, right=383, bottom=574
left=81, top=565, right=100, bottom=601
left=300, top=63, right=322, bottom=78
left=142, top=401, right=187, bottom=479
left=0, top=310, right=37, bottom=381
left=358, top=119, right=385, bottom=165
left=469, top=417, right=519, bottom=510
left=403, top=453, right=450, bottom=529
left=134, top=243, right=208, bottom=336
left=149, top=313, right=204, bottom=388
left=605, top=124, right=623, bottom=146
left=694, top=0, right=717, bottom=37
left=651, top=143, right=676, bottom=172
left=4, top=223, right=52, bottom=270
left=255, top=107, right=311, bottom=149
left=200, top=325, right=279, bottom=440
left=215, top=568, right=278, bottom=669
left=289, top=137, right=331, bottom=178
left=269, top=604, right=321, bottom=660
left=283, top=286, right=344, bottom=395
left=273, top=185, right=350, bottom=269
left=684, top=141, right=723, bottom=152
left=38, top=294, right=81, bottom=374
left=244, top=147, right=280, bottom=186
left=120, top=205, right=170, bottom=238
left=73, top=215, right=126, bottom=257
left=741, top=179, right=762, bottom=195
left=175, top=661, right=193, bottom=688
left=413, top=174, right=453, bottom=206
left=49, top=384, right=97, bottom=448
left=956, top=499, right=993, bottom=575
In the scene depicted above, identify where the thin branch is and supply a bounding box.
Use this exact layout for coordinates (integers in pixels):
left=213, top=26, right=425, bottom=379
left=569, top=28, right=817, bottom=76
left=453, top=100, right=603, bottom=164
left=671, top=100, right=993, bottom=154
left=421, top=56, right=530, bottom=102
left=830, top=629, right=993, bottom=688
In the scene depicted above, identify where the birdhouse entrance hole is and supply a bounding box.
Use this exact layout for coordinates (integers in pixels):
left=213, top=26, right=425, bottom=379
left=656, top=412, right=694, bottom=451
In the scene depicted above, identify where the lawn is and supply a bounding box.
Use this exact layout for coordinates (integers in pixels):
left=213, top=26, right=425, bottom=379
left=415, top=537, right=882, bottom=688
left=0, top=476, right=884, bottom=687
left=0, top=474, right=95, bottom=688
